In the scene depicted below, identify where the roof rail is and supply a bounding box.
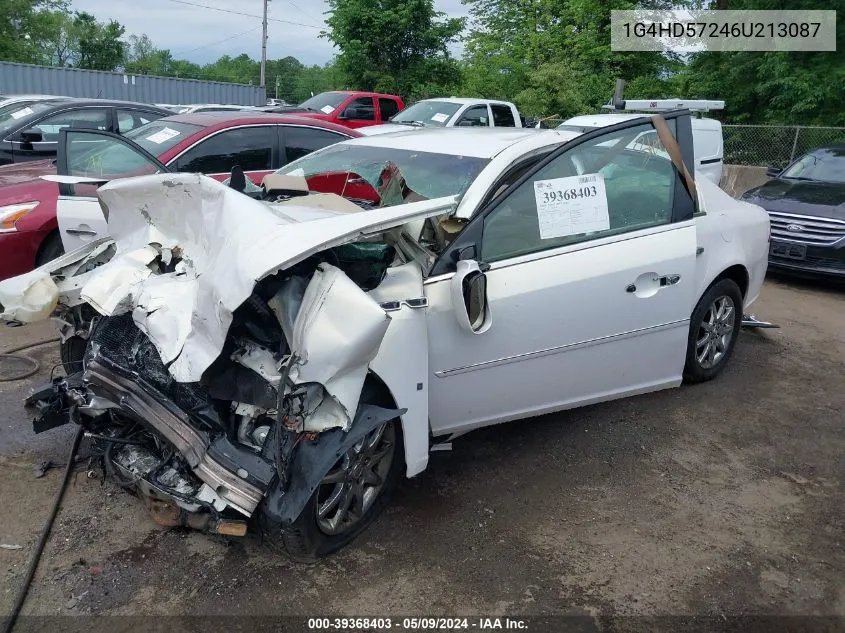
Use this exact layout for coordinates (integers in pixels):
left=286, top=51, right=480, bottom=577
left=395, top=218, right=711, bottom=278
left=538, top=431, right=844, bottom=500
left=605, top=78, right=723, bottom=113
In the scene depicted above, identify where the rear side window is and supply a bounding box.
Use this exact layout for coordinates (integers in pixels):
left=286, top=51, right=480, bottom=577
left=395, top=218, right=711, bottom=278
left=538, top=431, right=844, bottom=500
left=379, top=98, right=400, bottom=120
left=491, top=104, right=515, bottom=127
left=174, top=126, right=274, bottom=173
left=117, top=109, right=162, bottom=133
left=283, top=126, right=348, bottom=164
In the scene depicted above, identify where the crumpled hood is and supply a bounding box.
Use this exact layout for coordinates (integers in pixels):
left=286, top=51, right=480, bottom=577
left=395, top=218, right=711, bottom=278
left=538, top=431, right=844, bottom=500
left=0, top=172, right=454, bottom=382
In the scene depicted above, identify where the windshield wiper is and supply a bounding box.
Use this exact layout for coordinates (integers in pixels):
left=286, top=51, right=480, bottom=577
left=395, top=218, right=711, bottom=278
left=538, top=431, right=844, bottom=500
left=396, top=120, right=425, bottom=127
left=782, top=176, right=816, bottom=181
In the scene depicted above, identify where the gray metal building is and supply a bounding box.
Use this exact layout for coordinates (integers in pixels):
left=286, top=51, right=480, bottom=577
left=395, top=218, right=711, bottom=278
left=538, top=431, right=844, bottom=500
left=0, top=61, right=265, bottom=106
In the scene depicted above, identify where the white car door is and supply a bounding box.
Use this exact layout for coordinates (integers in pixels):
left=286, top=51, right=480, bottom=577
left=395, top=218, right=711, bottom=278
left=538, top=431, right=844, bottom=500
left=425, top=114, right=699, bottom=435
left=54, top=129, right=168, bottom=251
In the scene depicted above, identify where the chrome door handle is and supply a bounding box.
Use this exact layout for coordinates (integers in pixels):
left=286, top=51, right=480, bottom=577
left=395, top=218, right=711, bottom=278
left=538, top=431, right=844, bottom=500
left=65, top=228, right=98, bottom=236
left=659, top=274, right=681, bottom=287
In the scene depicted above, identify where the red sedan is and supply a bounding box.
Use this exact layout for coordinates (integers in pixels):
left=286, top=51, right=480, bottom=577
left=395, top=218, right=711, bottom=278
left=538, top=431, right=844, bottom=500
left=0, top=112, right=360, bottom=280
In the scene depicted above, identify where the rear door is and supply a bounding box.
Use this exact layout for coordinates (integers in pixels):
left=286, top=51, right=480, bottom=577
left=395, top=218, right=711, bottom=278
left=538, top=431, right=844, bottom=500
left=55, top=129, right=169, bottom=251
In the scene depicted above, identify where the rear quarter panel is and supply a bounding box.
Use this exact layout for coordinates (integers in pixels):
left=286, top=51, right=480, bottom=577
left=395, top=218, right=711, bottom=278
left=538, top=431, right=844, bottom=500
left=694, top=178, right=770, bottom=311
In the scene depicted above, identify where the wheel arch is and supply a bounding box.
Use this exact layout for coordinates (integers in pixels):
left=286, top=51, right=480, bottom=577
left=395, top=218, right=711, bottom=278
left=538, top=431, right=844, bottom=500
left=710, top=263, right=749, bottom=299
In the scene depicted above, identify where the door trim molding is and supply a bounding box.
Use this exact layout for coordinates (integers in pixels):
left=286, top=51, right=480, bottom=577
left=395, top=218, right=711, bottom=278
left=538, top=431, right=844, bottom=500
left=433, top=318, right=688, bottom=378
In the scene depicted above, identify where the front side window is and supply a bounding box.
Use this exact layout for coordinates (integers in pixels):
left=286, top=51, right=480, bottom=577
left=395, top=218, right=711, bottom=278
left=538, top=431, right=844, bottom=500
left=456, top=105, right=490, bottom=127
left=64, top=131, right=162, bottom=179
left=482, top=121, right=677, bottom=262
left=282, top=126, right=348, bottom=164
left=341, top=97, right=375, bottom=121
left=174, top=126, right=274, bottom=173
left=31, top=108, right=109, bottom=142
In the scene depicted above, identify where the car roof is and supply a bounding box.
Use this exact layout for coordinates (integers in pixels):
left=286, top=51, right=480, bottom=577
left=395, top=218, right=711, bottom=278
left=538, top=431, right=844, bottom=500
left=160, top=111, right=361, bottom=136
left=338, top=127, right=575, bottom=159
left=419, top=97, right=513, bottom=106
left=38, top=98, right=171, bottom=109
left=562, top=113, right=720, bottom=129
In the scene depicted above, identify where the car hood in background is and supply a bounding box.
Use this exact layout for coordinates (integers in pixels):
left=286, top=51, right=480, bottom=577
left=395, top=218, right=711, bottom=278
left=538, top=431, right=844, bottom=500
left=0, top=159, right=56, bottom=186
left=743, top=179, right=845, bottom=220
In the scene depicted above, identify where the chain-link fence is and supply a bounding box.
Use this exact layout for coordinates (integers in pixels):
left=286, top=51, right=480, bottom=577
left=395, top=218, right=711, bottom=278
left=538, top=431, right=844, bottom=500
left=723, top=124, right=845, bottom=167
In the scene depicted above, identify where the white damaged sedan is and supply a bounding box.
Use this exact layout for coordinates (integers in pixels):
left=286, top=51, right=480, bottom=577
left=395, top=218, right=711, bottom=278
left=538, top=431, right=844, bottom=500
left=0, top=112, right=769, bottom=558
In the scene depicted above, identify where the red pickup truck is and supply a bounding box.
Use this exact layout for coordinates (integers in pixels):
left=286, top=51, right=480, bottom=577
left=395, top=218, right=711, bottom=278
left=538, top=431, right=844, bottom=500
left=293, top=91, right=404, bottom=129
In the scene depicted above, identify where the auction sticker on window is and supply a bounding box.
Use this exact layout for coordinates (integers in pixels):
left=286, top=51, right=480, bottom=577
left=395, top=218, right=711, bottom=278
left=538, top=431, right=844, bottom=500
left=431, top=112, right=449, bottom=123
left=145, top=127, right=181, bottom=144
left=10, top=106, right=34, bottom=120
left=534, top=173, right=609, bottom=239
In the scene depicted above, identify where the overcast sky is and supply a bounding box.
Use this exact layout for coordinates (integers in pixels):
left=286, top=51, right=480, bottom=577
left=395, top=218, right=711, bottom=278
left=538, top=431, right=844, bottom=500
left=69, top=0, right=470, bottom=66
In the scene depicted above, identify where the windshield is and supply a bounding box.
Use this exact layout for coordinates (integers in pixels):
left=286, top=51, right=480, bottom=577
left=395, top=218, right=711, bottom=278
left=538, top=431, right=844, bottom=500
left=0, top=101, right=58, bottom=134
left=277, top=143, right=490, bottom=206
left=124, top=120, right=203, bottom=155
left=299, top=92, right=347, bottom=114
left=782, top=149, right=845, bottom=184
left=391, top=101, right=461, bottom=127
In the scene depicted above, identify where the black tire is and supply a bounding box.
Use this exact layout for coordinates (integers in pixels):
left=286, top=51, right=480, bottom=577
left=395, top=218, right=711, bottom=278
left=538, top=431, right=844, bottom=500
left=683, top=278, right=743, bottom=383
left=35, top=231, right=65, bottom=267
left=60, top=336, right=88, bottom=375
left=269, top=417, right=404, bottom=561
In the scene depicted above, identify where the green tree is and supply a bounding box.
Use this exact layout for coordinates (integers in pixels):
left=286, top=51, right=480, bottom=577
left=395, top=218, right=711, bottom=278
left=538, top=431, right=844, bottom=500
left=72, top=11, right=125, bottom=70
left=0, top=0, right=67, bottom=64
left=324, top=0, right=464, bottom=97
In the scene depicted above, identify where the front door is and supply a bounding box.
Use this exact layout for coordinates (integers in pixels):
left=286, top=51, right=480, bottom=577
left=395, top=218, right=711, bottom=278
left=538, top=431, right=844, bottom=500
left=426, top=114, right=699, bottom=435
left=55, top=129, right=169, bottom=251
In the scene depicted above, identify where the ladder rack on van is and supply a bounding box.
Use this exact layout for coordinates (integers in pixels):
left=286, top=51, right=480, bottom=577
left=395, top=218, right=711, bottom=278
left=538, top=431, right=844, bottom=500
left=602, top=99, right=724, bottom=113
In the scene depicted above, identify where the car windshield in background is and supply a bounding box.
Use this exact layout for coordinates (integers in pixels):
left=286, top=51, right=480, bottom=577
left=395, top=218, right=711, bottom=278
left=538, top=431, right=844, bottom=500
left=0, top=101, right=59, bottom=134
left=299, top=92, right=347, bottom=114
left=124, top=120, right=204, bottom=155
left=782, top=149, right=845, bottom=184
left=277, top=144, right=490, bottom=204
left=391, top=101, right=462, bottom=127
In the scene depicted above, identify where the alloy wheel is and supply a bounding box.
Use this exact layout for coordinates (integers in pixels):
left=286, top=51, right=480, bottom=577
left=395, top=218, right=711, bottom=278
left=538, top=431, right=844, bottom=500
left=315, top=422, right=395, bottom=536
left=695, top=295, right=736, bottom=370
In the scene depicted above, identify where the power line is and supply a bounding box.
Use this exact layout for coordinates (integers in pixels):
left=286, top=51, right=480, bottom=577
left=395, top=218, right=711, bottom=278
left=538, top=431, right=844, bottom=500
left=161, top=0, right=322, bottom=29
left=172, top=26, right=261, bottom=55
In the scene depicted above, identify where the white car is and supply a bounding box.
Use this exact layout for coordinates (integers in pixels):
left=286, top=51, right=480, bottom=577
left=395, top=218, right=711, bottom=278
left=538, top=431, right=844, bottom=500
left=0, top=112, right=769, bottom=559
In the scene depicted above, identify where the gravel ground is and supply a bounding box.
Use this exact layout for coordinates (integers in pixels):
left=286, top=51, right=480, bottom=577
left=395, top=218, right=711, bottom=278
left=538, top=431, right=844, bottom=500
left=0, top=275, right=843, bottom=632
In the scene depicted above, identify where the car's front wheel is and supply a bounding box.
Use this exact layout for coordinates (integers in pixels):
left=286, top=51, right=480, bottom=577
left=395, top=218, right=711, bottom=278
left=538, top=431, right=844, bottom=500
left=270, top=418, right=404, bottom=561
left=683, top=278, right=743, bottom=383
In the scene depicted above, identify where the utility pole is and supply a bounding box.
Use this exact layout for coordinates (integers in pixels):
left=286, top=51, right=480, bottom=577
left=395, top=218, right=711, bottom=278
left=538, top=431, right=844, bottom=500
left=260, top=0, right=269, bottom=88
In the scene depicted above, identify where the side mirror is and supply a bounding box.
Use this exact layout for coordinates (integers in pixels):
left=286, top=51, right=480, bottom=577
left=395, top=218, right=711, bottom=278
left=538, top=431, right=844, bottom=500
left=450, top=259, right=490, bottom=333
left=766, top=165, right=782, bottom=178
left=20, top=128, right=43, bottom=144
left=338, top=107, right=359, bottom=120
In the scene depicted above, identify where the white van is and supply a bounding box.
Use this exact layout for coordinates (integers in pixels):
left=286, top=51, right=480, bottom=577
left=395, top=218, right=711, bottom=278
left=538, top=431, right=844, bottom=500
left=558, top=101, right=725, bottom=185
